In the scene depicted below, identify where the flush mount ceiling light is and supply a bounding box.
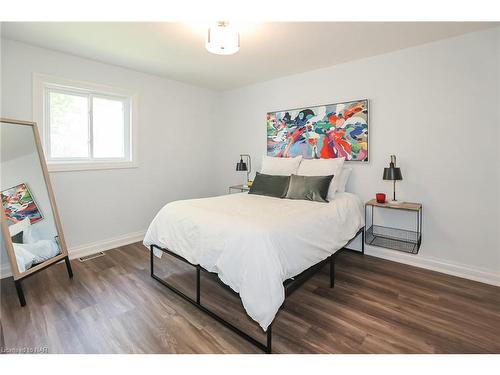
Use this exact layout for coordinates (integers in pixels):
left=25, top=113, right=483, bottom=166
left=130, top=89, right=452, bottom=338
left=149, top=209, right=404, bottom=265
left=205, top=21, right=240, bottom=55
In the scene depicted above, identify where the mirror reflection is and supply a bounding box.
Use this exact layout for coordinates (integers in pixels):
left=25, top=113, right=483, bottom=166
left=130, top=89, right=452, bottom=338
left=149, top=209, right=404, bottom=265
left=1, top=121, right=62, bottom=273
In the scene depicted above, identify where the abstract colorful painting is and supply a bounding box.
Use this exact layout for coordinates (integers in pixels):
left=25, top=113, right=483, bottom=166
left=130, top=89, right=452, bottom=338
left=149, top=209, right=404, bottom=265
left=1, top=183, right=43, bottom=227
left=267, top=99, right=368, bottom=161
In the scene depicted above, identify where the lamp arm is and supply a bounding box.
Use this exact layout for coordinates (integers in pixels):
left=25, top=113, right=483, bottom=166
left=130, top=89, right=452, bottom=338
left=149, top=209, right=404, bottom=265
left=240, top=154, right=251, bottom=182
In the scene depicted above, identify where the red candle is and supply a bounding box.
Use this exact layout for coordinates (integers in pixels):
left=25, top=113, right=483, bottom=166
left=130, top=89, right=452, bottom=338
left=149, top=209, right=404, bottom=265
left=376, top=193, right=386, bottom=203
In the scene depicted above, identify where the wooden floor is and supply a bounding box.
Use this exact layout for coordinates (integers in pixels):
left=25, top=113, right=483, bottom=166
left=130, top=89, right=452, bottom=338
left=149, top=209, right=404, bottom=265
left=1, top=242, right=499, bottom=354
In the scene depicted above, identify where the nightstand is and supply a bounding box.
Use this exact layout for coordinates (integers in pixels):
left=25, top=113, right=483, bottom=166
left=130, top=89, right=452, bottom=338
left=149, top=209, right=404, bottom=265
left=365, top=199, right=422, bottom=254
left=228, top=184, right=250, bottom=194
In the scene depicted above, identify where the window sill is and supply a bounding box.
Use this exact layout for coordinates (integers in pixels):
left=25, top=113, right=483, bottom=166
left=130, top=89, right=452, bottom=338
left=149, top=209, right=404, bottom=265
left=47, top=161, right=138, bottom=172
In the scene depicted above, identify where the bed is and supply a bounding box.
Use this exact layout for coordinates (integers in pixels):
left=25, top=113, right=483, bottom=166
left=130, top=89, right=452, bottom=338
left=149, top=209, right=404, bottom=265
left=143, top=190, right=364, bottom=353
left=8, top=217, right=62, bottom=273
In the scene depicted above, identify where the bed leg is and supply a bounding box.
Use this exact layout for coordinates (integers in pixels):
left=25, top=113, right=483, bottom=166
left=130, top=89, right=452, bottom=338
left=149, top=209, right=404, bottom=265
left=266, top=325, right=272, bottom=354
left=330, top=254, right=335, bottom=288
left=361, top=228, right=365, bottom=255
left=150, top=246, right=154, bottom=276
left=196, top=266, right=201, bottom=304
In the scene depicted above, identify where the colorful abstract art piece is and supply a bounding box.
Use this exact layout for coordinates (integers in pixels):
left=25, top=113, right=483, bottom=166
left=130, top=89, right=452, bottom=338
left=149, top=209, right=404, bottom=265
left=267, top=99, right=369, bottom=161
left=1, top=183, right=43, bottom=227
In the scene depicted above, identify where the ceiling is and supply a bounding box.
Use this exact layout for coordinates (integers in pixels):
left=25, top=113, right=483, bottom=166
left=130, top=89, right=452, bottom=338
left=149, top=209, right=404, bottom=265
left=1, top=22, right=497, bottom=91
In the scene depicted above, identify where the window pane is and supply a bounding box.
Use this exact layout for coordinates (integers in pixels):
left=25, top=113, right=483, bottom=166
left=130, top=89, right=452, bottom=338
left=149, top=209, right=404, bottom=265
left=92, top=97, right=125, bottom=158
left=49, top=91, right=89, bottom=158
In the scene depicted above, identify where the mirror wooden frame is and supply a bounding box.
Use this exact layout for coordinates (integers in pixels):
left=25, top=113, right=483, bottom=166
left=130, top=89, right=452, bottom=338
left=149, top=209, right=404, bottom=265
left=0, top=117, right=73, bottom=306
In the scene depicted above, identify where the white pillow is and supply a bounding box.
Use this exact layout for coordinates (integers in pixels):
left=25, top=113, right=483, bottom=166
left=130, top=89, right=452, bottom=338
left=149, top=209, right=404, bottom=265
left=13, top=240, right=61, bottom=272
left=261, top=155, right=303, bottom=176
left=297, top=157, right=345, bottom=200
left=12, top=243, right=34, bottom=273
left=335, top=167, right=352, bottom=193
left=8, top=217, right=31, bottom=237
left=22, top=225, right=38, bottom=244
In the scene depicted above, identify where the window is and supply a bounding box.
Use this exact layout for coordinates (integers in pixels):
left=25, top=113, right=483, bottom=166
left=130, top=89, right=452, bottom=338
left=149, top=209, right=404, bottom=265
left=34, top=74, right=137, bottom=171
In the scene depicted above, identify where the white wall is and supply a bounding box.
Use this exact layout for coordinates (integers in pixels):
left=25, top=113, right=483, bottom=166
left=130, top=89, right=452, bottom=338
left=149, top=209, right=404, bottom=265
left=1, top=28, right=499, bottom=285
left=213, top=27, right=500, bottom=284
left=1, top=39, right=218, bottom=274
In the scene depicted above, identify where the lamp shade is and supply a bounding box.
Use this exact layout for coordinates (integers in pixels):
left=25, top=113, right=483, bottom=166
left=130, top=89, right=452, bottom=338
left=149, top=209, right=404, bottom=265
left=236, top=159, right=248, bottom=171
left=383, top=167, right=402, bottom=180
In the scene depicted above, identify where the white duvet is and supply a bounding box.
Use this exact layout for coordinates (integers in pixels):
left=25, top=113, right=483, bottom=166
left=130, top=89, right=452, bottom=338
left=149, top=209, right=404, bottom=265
left=143, top=192, right=364, bottom=331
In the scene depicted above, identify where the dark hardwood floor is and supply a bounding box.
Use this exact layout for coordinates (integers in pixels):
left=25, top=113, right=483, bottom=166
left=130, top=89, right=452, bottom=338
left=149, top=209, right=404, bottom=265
left=1, top=242, right=499, bottom=353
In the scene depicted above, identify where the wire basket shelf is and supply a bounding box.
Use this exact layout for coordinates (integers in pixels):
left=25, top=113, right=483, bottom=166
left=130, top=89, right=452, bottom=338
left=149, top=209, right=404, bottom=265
left=365, top=225, right=421, bottom=254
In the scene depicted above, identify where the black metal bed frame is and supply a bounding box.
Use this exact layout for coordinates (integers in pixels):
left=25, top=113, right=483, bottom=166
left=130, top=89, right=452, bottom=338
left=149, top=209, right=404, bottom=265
left=150, top=227, right=364, bottom=353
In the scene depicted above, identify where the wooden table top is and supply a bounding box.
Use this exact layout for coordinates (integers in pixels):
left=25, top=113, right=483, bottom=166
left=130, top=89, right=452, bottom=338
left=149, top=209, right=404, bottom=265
left=366, top=199, right=422, bottom=211
left=229, top=184, right=250, bottom=190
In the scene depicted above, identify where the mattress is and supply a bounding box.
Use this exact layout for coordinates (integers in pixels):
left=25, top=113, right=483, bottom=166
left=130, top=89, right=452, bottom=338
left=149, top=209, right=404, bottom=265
left=143, top=192, right=364, bottom=330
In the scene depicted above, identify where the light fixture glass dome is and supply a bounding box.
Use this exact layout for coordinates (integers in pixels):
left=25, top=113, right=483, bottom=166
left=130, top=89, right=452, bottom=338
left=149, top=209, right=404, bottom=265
left=205, top=21, right=240, bottom=55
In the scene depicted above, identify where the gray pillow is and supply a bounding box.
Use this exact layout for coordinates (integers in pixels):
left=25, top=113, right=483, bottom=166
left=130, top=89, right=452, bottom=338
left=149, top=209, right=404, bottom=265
left=248, top=172, right=290, bottom=198
left=11, top=231, right=23, bottom=244
left=285, top=174, right=334, bottom=203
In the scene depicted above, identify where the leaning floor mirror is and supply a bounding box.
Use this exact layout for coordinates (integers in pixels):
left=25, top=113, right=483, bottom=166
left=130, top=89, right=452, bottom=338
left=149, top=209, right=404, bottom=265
left=0, top=118, right=73, bottom=306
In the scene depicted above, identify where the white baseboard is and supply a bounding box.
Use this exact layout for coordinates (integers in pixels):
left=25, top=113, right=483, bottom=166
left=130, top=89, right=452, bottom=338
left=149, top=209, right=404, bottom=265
left=68, top=230, right=146, bottom=260
left=0, top=230, right=146, bottom=279
left=361, top=246, right=500, bottom=286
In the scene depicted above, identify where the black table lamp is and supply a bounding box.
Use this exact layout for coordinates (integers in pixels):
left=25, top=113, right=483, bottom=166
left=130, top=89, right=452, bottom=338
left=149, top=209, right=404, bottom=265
left=383, top=155, right=403, bottom=204
left=236, top=154, right=251, bottom=187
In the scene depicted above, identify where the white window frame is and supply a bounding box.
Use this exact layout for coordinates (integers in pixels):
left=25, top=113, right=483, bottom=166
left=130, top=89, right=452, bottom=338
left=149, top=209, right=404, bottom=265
left=33, top=73, right=138, bottom=172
